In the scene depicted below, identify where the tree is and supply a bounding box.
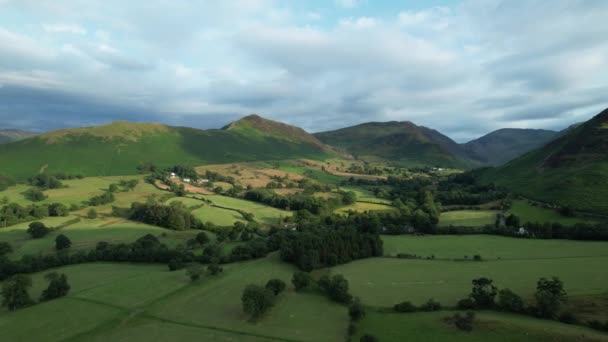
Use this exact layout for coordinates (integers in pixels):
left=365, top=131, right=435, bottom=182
left=360, top=334, right=379, bottom=342
left=55, top=234, right=72, bottom=250
left=24, top=188, right=46, bottom=202
left=1, top=274, right=34, bottom=311
left=241, top=285, right=275, bottom=320
left=87, top=208, right=98, bottom=219
left=265, top=279, right=286, bottom=296
left=108, top=184, right=119, bottom=193
left=195, top=231, right=209, bottom=245
left=186, top=264, right=204, bottom=281
left=207, top=263, right=223, bottom=276
left=505, top=214, right=520, bottom=227
left=420, top=298, right=442, bottom=311
left=448, top=311, right=475, bottom=332
left=498, top=288, right=525, bottom=313
left=394, top=301, right=417, bottom=312
left=535, top=277, right=567, bottom=318
left=167, top=259, right=184, bottom=271
left=322, top=275, right=352, bottom=304
left=349, top=297, right=366, bottom=321
left=40, top=272, right=71, bottom=301
left=342, top=191, right=357, bottom=205
left=27, top=221, right=50, bottom=239
left=470, top=277, right=497, bottom=308
left=0, top=242, right=13, bottom=257
left=292, top=271, right=312, bottom=291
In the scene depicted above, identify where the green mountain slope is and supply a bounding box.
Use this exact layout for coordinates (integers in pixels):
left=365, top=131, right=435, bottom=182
left=0, top=129, right=38, bottom=144
left=314, top=121, right=477, bottom=168
left=481, top=108, right=608, bottom=213
left=464, top=128, right=557, bottom=165
left=0, top=117, right=338, bottom=180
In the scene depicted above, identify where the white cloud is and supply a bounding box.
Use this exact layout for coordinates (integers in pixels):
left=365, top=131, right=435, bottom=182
left=335, top=0, right=362, bottom=9
left=42, top=23, right=86, bottom=34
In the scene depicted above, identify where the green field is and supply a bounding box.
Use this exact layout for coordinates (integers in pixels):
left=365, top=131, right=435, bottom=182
left=439, top=210, right=498, bottom=227
left=335, top=202, right=396, bottom=214
left=509, top=200, right=596, bottom=225
left=0, top=255, right=348, bottom=342
left=198, top=194, right=292, bottom=225
left=329, top=256, right=608, bottom=307
left=354, top=310, right=608, bottom=342
left=340, top=186, right=392, bottom=204
left=0, top=216, right=199, bottom=259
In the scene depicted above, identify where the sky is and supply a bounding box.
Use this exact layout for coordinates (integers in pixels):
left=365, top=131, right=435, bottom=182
left=0, top=0, right=607, bottom=142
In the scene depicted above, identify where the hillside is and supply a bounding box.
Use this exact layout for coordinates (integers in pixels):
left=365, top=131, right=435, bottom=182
left=314, top=121, right=477, bottom=168
left=481, top=107, right=608, bottom=213
left=0, top=117, right=339, bottom=180
left=463, top=128, right=557, bottom=165
left=0, top=129, right=38, bottom=143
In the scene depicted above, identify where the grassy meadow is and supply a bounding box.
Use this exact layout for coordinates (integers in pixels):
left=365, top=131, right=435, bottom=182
left=438, top=210, right=498, bottom=227
left=509, top=200, right=597, bottom=225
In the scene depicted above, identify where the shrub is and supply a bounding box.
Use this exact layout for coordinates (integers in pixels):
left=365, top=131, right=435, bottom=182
left=420, top=298, right=442, bottom=311
left=349, top=297, right=366, bottom=321
left=292, top=271, right=312, bottom=291
left=558, top=311, right=577, bottom=324
left=265, top=279, right=286, bottom=296
left=207, top=263, right=223, bottom=276
left=87, top=208, right=98, bottom=219
left=27, top=221, right=50, bottom=239
left=167, top=259, right=184, bottom=271
left=457, top=298, right=475, bottom=310
left=241, top=285, right=275, bottom=320
left=40, top=272, right=70, bottom=301
left=55, top=234, right=72, bottom=250
left=394, top=301, right=417, bottom=312
left=186, top=264, right=204, bottom=281
left=498, top=288, right=524, bottom=313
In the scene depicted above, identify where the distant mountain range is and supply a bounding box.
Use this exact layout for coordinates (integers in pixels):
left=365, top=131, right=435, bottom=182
left=463, top=128, right=558, bottom=166
left=0, top=129, right=38, bottom=144
left=481, top=108, right=608, bottom=213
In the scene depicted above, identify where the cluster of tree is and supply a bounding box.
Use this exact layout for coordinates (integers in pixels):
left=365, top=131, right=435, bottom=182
left=1, top=272, right=70, bottom=311
left=436, top=173, right=506, bottom=206
left=87, top=192, right=115, bottom=206
left=241, top=278, right=286, bottom=320
left=0, top=174, right=15, bottom=191
left=27, top=221, right=51, bottom=238
left=0, top=202, right=70, bottom=227
left=318, top=274, right=353, bottom=303
left=277, top=222, right=383, bottom=271
left=393, top=298, right=442, bottom=312
left=28, top=173, right=64, bottom=190
left=202, top=170, right=235, bottom=184
left=108, top=179, right=139, bottom=193
left=168, top=165, right=199, bottom=181
left=243, top=189, right=343, bottom=215
left=128, top=201, right=204, bottom=230
left=0, top=234, right=198, bottom=281
left=51, top=173, right=85, bottom=180
left=456, top=277, right=569, bottom=321
left=185, top=262, right=223, bottom=281
left=24, top=188, right=47, bottom=202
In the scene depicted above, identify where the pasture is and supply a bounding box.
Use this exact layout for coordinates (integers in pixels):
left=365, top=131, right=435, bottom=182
left=329, top=255, right=608, bottom=307
left=0, top=255, right=348, bottom=342
left=382, top=234, right=608, bottom=260
left=438, top=210, right=498, bottom=227
left=335, top=202, right=395, bottom=214
left=196, top=194, right=292, bottom=225
left=353, top=310, right=608, bottom=342
left=509, top=199, right=596, bottom=225
left=340, top=186, right=392, bottom=204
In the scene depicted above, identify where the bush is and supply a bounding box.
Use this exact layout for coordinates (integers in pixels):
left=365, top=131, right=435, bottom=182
left=87, top=208, right=98, bottom=219
left=457, top=298, right=475, bottom=310
left=186, top=264, right=204, bottom=281
left=265, top=279, right=286, bottom=296
left=207, top=263, right=223, bottom=276
left=241, top=284, right=275, bottom=320
left=498, top=288, right=524, bottom=313
left=292, top=271, right=312, bottom=291
left=360, top=334, right=379, bottom=342
left=40, top=272, right=70, bottom=301
left=24, top=188, right=47, bottom=202
left=349, top=297, right=366, bottom=321
left=27, top=221, right=50, bottom=239
left=55, top=234, right=72, bottom=250
left=320, top=274, right=352, bottom=304
left=394, top=301, right=417, bottom=312
left=420, top=298, right=442, bottom=311
left=167, top=259, right=184, bottom=271
left=558, top=311, right=577, bottom=324
left=447, top=311, right=475, bottom=332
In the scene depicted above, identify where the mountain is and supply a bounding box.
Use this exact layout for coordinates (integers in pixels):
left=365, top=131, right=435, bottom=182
left=314, top=121, right=477, bottom=168
left=0, top=116, right=340, bottom=180
left=0, top=129, right=38, bottom=144
left=481, top=108, right=608, bottom=213
left=463, top=128, right=557, bottom=165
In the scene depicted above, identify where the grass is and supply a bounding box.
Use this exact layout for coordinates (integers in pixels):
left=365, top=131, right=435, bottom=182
left=329, top=256, right=608, bottom=307
left=438, top=210, right=499, bottom=227
left=335, top=202, right=396, bottom=214
left=0, top=216, right=199, bottom=259
left=353, top=310, right=608, bottom=342
left=382, top=234, right=608, bottom=260
left=340, top=186, right=392, bottom=204
left=0, top=255, right=348, bottom=342
left=509, top=200, right=596, bottom=225
left=197, top=194, right=292, bottom=225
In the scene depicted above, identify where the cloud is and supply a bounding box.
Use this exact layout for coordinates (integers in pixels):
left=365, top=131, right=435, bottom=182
left=42, top=23, right=86, bottom=35
left=0, top=0, right=607, bottom=143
